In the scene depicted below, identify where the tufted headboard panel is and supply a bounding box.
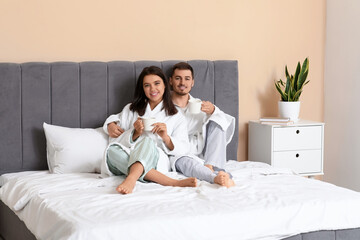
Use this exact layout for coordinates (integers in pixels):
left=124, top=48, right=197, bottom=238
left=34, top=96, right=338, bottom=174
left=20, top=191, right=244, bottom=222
left=0, top=60, right=238, bottom=174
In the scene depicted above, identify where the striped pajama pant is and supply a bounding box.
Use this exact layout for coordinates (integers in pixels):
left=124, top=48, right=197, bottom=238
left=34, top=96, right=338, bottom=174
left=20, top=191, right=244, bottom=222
left=106, top=137, right=159, bottom=182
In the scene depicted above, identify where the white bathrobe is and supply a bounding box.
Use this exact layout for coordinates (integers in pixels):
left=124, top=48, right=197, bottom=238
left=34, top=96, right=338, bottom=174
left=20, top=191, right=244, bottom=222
left=169, top=95, right=235, bottom=170
left=101, top=101, right=190, bottom=177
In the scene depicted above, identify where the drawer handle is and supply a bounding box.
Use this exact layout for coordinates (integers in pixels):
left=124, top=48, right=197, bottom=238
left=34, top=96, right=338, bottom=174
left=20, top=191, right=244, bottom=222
left=296, top=130, right=300, bottom=134
left=296, top=153, right=300, bottom=158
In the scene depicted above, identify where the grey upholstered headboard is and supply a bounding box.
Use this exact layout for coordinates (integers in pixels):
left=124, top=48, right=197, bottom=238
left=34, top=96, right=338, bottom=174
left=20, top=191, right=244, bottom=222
left=0, top=60, right=238, bottom=174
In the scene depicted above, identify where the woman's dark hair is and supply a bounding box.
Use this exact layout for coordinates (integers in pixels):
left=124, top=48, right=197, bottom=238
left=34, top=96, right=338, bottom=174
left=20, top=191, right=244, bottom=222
left=130, top=66, right=178, bottom=116
left=171, top=62, right=194, bottom=78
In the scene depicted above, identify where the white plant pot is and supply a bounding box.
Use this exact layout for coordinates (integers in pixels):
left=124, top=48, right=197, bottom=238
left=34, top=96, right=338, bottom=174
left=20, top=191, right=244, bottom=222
left=278, top=101, right=300, bottom=121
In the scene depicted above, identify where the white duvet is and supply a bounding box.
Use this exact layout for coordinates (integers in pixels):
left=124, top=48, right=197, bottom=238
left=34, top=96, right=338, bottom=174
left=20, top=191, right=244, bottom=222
left=1, top=161, right=360, bottom=240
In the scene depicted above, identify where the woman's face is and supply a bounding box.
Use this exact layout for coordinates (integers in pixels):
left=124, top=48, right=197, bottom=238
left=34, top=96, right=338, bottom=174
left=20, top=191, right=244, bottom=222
left=143, top=74, right=165, bottom=106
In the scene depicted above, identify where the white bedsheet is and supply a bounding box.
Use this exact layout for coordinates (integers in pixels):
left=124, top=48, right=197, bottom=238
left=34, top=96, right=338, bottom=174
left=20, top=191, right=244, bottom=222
left=0, top=170, right=46, bottom=187
left=1, top=161, right=360, bottom=240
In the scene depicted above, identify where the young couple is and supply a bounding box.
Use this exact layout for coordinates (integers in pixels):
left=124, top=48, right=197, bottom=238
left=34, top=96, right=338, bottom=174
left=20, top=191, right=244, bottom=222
left=101, top=62, right=235, bottom=194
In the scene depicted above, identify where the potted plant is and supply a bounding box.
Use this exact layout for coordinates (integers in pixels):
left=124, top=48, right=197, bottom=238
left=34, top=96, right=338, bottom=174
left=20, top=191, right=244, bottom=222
left=275, top=57, right=310, bottom=121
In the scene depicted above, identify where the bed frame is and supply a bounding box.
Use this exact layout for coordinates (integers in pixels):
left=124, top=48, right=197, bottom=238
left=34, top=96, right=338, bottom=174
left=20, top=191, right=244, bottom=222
left=0, top=60, right=359, bottom=240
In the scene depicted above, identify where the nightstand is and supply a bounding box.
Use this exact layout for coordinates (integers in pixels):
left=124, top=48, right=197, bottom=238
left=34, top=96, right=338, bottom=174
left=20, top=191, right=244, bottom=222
left=248, top=120, right=324, bottom=176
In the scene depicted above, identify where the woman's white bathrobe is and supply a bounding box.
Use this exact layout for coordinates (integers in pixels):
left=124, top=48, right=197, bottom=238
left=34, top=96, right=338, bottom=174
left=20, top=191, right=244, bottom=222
left=173, top=95, right=235, bottom=170
left=101, top=102, right=190, bottom=177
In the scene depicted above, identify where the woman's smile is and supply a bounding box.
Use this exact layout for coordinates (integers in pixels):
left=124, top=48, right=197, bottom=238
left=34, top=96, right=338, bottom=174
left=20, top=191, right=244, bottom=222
left=143, top=74, right=165, bottom=109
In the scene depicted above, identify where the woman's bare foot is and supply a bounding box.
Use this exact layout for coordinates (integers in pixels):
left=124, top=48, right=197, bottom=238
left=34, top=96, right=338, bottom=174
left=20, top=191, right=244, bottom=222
left=214, top=171, right=235, bottom=188
left=205, top=164, right=214, bottom=172
left=116, top=176, right=137, bottom=194
left=174, top=177, right=197, bottom=187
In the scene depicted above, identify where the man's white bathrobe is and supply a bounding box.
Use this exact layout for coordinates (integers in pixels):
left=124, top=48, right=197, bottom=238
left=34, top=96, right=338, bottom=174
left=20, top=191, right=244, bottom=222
left=101, top=102, right=190, bottom=177
left=171, top=95, right=235, bottom=170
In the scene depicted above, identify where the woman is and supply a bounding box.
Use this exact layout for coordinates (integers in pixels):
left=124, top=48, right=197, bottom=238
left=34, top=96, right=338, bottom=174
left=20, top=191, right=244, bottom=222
left=101, top=66, right=196, bottom=194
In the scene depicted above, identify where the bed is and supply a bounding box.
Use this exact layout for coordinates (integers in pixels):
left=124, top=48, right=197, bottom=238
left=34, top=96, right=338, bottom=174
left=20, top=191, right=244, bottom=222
left=1, top=60, right=360, bottom=240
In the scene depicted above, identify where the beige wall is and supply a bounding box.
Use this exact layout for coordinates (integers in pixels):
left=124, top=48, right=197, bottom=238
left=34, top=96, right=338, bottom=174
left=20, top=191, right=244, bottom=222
left=324, top=0, right=360, bottom=191
left=0, top=0, right=326, bottom=161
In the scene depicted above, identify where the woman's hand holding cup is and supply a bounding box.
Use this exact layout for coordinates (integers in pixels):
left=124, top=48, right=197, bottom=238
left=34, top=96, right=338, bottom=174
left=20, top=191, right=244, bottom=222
left=141, top=117, right=156, bottom=131
left=151, top=122, right=168, bottom=140
left=132, top=118, right=144, bottom=140
left=152, top=122, right=174, bottom=151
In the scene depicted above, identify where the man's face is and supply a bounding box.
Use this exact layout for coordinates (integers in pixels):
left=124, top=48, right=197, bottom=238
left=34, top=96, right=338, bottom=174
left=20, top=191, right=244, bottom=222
left=170, top=69, right=194, bottom=96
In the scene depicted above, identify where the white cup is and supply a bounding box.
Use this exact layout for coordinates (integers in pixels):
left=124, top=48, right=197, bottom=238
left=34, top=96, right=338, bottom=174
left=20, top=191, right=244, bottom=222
left=188, top=98, right=202, bottom=114
left=141, top=117, right=156, bottom=131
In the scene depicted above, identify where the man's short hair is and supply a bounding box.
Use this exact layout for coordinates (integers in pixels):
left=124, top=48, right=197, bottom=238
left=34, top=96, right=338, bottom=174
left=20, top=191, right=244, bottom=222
left=171, top=62, right=194, bottom=78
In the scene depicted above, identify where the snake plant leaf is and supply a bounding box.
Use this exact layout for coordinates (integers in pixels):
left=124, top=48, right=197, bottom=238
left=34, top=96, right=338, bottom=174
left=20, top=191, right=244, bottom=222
left=275, top=82, right=286, bottom=100
left=285, top=75, right=291, bottom=95
left=282, top=93, right=288, bottom=101
left=279, top=82, right=288, bottom=101
left=279, top=79, right=285, bottom=87
left=291, top=76, right=295, bottom=90
left=290, top=76, right=296, bottom=101
left=294, top=62, right=301, bottom=91
left=293, top=78, right=310, bottom=101
left=293, top=90, right=302, bottom=101
left=287, top=79, right=291, bottom=101
left=275, top=81, right=287, bottom=101
left=297, top=58, right=309, bottom=90
left=285, top=65, right=290, bottom=79
left=275, top=58, right=309, bottom=102
left=298, top=68, right=308, bottom=89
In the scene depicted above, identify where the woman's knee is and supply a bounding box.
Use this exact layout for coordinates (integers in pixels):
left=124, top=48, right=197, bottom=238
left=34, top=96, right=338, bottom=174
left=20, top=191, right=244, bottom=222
left=107, top=145, right=128, bottom=163
left=130, top=137, right=159, bottom=172
left=107, top=145, right=129, bottom=175
left=134, top=137, right=156, bottom=150
left=133, top=137, right=158, bottom=159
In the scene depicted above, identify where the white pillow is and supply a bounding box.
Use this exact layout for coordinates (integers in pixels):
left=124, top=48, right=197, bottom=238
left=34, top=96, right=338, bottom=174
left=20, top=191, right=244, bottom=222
left=43, top=123, right=108, bottom=174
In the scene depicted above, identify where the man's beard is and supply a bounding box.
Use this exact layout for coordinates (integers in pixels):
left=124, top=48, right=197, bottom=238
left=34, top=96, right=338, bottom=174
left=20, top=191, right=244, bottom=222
left=173, top=89, right=189, bottom=96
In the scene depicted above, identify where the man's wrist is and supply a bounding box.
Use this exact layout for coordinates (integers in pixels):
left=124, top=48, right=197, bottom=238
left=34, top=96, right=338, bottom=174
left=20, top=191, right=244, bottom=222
left=108, top=121, right=117, bottom=126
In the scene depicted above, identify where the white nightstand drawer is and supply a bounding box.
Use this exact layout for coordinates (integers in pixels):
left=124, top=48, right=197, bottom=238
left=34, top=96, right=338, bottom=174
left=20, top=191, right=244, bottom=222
left=273, top=149, right=322, bottom=174
left=273, top=126, right=322, bottom=151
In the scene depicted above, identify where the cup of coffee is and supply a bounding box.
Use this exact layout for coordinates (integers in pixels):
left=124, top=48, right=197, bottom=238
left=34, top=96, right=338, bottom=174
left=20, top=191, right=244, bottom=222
left=141, top=117, right=156, bottom=131
left=188, top=98, right=202, bottom=114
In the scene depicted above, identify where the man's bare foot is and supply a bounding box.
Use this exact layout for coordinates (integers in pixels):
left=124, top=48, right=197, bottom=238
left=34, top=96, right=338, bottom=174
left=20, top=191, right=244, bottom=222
left=214, top=171, right=235, bottom=188
left=175, top=177, right=197, bottom=187
left=116, top=177, right=137, bottom=194
left=205, top=164, right=214, bottom=172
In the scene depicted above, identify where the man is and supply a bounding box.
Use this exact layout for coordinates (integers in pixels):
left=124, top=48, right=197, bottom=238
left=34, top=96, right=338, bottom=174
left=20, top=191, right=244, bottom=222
left=169, top=62, right=235, bottom=187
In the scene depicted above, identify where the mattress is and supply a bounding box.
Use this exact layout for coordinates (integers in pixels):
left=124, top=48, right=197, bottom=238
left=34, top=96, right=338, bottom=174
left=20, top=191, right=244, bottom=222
left=1, top=161, right=360, bottom=240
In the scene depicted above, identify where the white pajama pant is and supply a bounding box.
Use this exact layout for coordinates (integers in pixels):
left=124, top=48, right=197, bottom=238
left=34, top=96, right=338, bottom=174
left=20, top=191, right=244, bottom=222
left=175, top=121, right=230, bottom=183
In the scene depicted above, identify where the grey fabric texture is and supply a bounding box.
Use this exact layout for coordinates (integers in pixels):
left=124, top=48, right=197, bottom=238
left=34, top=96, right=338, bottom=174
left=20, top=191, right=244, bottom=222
left=281, top=228, right=360, bottom=240
left=283, top=235, right=302, bottom=240
left=0, top=200, right=37, bottom=240
left=0, top=60, right=238, bottom=174
left=302, top=230, right=335, bottom=240
left=336, top=228, right=360, bottom=240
